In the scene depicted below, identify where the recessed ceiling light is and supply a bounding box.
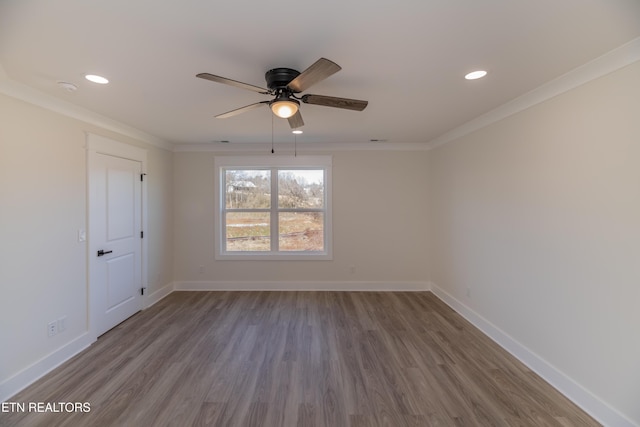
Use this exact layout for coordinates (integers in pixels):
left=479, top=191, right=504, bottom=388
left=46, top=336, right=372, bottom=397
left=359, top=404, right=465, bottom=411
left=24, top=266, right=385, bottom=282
left=465, top=70, right=487, bottom=80
left=85, top=74, right=109, bottom=84
left=292, top=130, right=303, bottom=134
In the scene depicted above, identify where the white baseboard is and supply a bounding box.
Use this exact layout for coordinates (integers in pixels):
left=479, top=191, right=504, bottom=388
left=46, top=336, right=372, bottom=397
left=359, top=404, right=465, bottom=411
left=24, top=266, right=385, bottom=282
left=0, top=332, right=94, bottom=402
left=428, top=282, right=637, bottom=427
left=1, top=281, right=175, bottom=403
left=174, top=280, right=430, bottom=292
left=144, top=282, right=175, bottom=308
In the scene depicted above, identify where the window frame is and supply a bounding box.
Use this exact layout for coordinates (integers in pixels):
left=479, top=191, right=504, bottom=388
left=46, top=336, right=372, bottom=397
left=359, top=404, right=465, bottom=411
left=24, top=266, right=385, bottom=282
left=214, top=155, right=332, bottom=260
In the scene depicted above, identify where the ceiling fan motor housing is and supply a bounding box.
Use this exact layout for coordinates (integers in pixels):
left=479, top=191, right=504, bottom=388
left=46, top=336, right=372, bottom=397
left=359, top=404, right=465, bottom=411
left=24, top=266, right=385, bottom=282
left=265, top=68, right=300, bottom=91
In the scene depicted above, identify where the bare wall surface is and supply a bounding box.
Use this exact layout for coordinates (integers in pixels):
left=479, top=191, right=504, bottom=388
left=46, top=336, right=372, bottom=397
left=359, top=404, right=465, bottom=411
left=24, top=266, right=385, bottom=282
left=172, top=150, right=430, bottom=284
left=0, top=93, right=174, bottom=396
left=0, top=94, right=87, bottom=387
left=427, top=61, right=640, bottom=425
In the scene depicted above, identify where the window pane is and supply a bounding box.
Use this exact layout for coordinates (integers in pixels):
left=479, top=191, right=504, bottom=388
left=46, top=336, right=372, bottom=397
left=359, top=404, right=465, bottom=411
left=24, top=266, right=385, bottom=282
left=279, top=212, right=324, bottom=251
left=225, top=170, right=270, bottom=209
left=278, top=170, right=323, bottom=208
left=226, top=212, right=270, bottom=251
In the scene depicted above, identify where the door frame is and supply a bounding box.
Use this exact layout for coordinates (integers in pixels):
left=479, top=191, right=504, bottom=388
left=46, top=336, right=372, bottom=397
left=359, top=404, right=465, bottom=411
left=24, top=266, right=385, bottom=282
left=86, top=132, right=147, bottom=340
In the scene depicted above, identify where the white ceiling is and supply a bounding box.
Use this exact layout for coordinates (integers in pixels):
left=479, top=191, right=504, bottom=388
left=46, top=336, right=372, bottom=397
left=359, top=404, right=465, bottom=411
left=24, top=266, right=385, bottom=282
left=1, top=0, right=639, bottom=147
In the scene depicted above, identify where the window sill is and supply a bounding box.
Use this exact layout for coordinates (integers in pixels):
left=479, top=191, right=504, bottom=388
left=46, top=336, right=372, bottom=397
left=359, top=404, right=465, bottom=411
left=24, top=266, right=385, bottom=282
left=215, top=252, right=332, bottom=261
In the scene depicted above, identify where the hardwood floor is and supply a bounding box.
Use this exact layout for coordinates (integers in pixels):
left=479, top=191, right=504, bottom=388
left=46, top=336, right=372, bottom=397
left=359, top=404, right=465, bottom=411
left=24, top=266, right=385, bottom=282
left=1, top=292, right=599, bottom=427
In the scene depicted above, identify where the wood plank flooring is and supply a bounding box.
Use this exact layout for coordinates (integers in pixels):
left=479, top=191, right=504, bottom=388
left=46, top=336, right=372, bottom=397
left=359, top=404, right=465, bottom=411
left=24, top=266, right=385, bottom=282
left=1, top=292, right=600, bottom=426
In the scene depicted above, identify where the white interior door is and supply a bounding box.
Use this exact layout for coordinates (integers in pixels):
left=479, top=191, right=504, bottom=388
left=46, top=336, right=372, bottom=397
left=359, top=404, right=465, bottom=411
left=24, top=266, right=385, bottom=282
left=90, top=152, right=143, bottom=336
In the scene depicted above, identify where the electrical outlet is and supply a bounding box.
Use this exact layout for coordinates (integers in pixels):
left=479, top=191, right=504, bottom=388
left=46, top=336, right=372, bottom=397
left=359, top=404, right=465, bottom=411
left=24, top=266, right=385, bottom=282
left=47, top=321, right=57, bottom=337
left=349, top=265, right=356, bottom=274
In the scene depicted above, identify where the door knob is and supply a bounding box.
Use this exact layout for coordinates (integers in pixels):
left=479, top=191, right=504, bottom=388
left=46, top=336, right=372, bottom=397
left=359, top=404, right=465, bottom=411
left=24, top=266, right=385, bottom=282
left=97, top=250, right=113, bottom=257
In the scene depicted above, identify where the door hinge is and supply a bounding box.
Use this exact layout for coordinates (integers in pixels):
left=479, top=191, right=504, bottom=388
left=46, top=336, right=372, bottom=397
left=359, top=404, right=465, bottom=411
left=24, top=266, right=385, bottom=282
left=140, top=231, right=144, bottom=238
left=140, top=173, right=147, bottom=182
left=141, top=287, right=146, bottom=295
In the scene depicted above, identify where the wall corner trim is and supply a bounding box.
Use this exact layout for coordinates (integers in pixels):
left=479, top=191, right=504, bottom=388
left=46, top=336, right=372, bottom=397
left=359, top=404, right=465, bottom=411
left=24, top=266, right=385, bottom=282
left=428, top=282, right=638, bottom=427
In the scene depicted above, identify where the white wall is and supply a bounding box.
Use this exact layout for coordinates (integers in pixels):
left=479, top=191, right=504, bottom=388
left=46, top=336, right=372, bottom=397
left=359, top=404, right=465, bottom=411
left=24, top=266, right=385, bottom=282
left=146, top=142, right=174, bottom=298
left=173, top=150, right=430, bottom=288
left=0, top=92, right=174, bottom=399
left=427, top=61, right=640, bottom=425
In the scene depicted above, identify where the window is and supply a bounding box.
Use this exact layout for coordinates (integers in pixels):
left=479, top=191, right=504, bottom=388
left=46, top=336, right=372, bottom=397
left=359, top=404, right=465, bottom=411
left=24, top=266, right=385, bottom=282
left=215, top=156, right=332, bottom=260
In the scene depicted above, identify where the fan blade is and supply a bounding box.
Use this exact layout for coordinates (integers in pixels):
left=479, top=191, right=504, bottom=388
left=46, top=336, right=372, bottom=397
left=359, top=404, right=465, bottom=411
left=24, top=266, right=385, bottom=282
left=197, top=73, right=270, bottom=94
left=215, top=101, right=270, bottom=118
left=286, top=58, right=341, bottom=93
left=287, top=110, right=304, bottom=129
left=301, top=94, right=368, bottom=111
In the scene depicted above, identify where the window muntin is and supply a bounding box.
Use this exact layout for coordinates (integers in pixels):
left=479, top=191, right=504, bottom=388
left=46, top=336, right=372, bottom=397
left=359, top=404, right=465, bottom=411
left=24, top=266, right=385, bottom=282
left=215, top=156, right=332, bottom=260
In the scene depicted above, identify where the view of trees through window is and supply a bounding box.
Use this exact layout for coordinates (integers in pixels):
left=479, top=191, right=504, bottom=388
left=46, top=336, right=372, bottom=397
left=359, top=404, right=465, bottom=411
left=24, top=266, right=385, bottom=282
left=224, top=169, right=324, bottom=252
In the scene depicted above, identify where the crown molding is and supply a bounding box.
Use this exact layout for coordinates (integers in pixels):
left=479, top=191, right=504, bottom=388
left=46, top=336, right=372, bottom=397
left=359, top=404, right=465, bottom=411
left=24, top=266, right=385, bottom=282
left=426, top=37, right=640, bottom=150
left=172, top=141, right=429, bottom=153
left=4, top=37, right=638, bottom=154
left=0, top=77, right=173, bottom=151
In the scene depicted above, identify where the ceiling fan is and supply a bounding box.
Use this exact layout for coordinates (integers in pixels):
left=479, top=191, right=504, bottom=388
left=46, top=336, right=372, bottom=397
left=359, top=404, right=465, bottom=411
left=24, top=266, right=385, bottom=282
left=196, top=58, right=368, bottom=129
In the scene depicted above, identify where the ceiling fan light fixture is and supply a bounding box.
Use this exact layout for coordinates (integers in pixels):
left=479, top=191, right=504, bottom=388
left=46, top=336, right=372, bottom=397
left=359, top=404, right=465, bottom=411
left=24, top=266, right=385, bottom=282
left=270, top=98, right=299, bottom=119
